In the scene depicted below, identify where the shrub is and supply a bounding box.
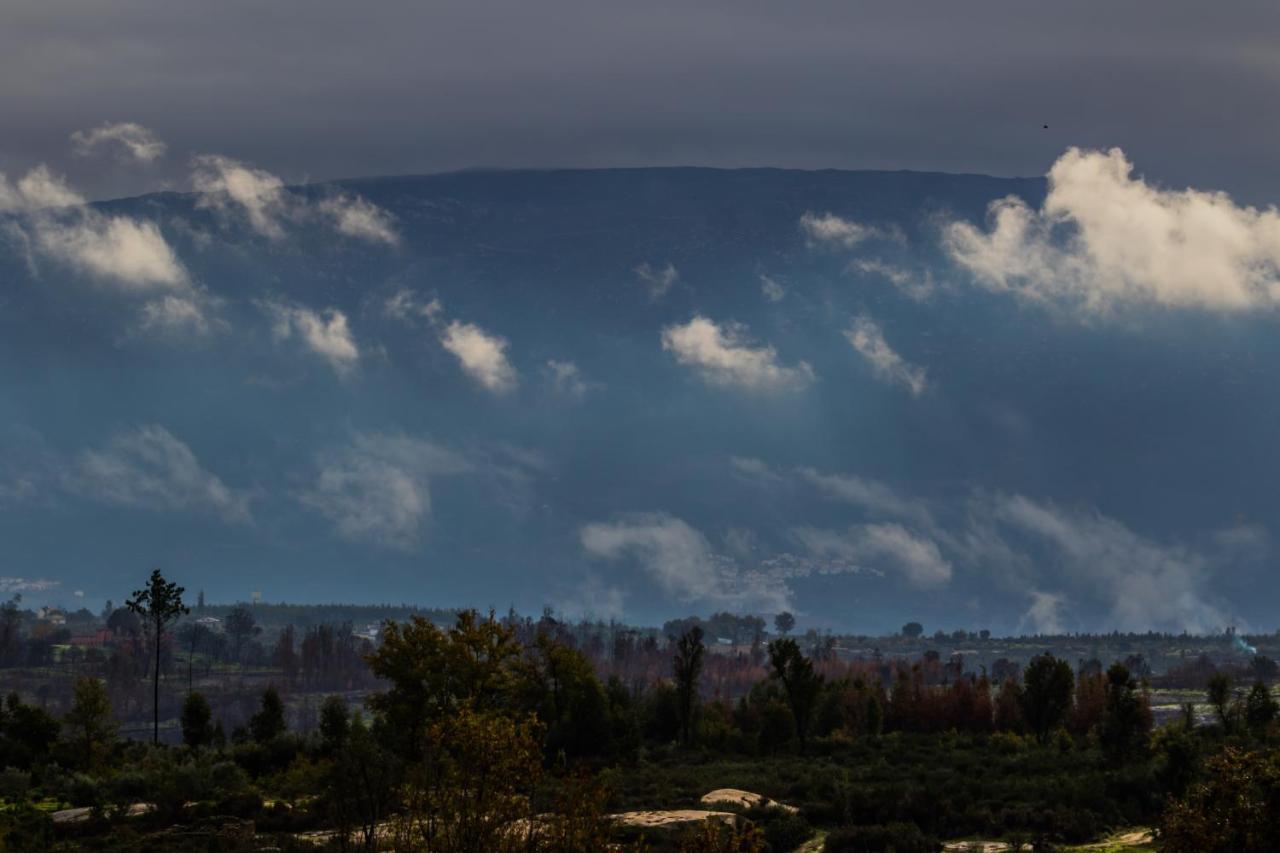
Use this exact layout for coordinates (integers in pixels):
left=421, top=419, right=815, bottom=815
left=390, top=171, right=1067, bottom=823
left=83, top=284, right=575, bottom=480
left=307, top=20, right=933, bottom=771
left=761, top=810, right=812, bottom=851
left=823, top=822, right=938, bottom=853
left=1, top=802, right=54, bottom=851
left=0, top=766, right=30, bottom=801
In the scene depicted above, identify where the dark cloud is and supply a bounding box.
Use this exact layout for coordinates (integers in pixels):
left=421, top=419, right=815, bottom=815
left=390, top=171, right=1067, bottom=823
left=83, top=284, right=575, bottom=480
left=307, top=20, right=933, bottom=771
left=3, top=1, right=1280, bottom=200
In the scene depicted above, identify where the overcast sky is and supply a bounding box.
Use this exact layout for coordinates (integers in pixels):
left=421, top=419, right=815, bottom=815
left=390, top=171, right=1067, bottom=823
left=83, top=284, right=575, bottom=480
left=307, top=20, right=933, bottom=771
left=4, top=0, right=1280, bottom=201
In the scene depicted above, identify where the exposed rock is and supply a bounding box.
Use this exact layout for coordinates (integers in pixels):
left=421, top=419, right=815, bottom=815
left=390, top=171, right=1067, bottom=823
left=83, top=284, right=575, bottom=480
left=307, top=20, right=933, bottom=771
left=52, top=802, right=155, bottom=825
left=700, top=788, right=799, bottom=814
left=609, top=809, right=742, bottom=831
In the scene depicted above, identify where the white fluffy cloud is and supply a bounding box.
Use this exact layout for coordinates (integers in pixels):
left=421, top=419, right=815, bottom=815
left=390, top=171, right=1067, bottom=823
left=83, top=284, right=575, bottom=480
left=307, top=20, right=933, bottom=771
left=0, top=165, right=85, bottom=211
left=792, top=522, right=952, bottom=588
left=843, top=315, right=928, bottom=395
left=66, top=425, right=249, bottom=523
left=32, top=214, right=188, bottom=290
left=661, top=315, right=814, bottom=391
left=580, top=513, right=791, bottom=611
left=191, top=155, right=398, bottom=245
left=262, top=300, right=360, bottom=376
left=299, top=432, right=466, bottom=549
left=318, top=195, right=399, bottom=245
left=1, top=164, right=188, bottom=292
left=70, top=122, right=167, bottom=163
left=800, top=212, right=900, bottom=247
left=634, top=262, right=679, bottom=299
left=383, top=293, right=518, bottom=393
left=945, top=147, right=1280, bottom=313
left=192, top=155, right=289, bottom=239
left=440, top=320, right=517, bottom=393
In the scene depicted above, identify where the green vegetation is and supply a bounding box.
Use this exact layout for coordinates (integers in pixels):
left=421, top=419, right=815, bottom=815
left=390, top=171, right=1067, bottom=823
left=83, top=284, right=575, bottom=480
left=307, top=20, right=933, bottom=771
left=0, top=574, right=1278, bottom=849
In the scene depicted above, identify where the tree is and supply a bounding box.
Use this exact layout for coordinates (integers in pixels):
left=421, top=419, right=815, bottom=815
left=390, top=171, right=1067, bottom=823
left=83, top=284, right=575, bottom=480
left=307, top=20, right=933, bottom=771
left=181, top=691, right=214, bottom=750
left=1245, top=681, right=1277, bottom=732
left=62, top=676, right=116, bottom=769
left=319, top=695, right=350, bottom=754
left=397, top=706, right=542, bottom=853
left=249, top=685, right=287, bottom=743
left=328, top=714, right=399, bottom=851
left=224, top=606, right=260, bottom=665
left=126, top=568, right=188, bottom=744
left=1021, top=653, right=1074, bottom=743
left=275, top=624, right=299, bottom=685
left=366, top=610, right=521, bottom=758
left=1162, top=747, right=1280, bottom=852
left=517, top=633, right=610, bottom=759
left=774, top=612, right=796, bottom=636
left=768, top=638, right=823, bottom=750
left=1098, top=663, right=1151, bottom=763
left=1207, top=673, right=1233, bottom=730
left=901, top=622, right=924, bottom=639
left=2, top=694, right=59, bottom=769
left=176, top=621, right=206, bottom=694
left=672, top=626, right=705, bottom=746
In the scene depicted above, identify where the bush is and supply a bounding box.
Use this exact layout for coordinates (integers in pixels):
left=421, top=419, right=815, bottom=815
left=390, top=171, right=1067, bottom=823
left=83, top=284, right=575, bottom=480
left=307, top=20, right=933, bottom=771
left=1, top=802, right=53, bottom=852
left=61, top=772, right=103, bottom=808
left=0, top=766, right=30, bottom=801
left=823, top=822, right=938, bottom=853
left=761, top=810, right=812, bottom=851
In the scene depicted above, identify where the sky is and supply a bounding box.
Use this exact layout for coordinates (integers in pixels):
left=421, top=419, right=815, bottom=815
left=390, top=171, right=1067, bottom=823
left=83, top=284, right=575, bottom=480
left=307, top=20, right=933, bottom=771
left=3, top=1, right=1280, bottom=201
left=3, top=2, right=1280, bottom=635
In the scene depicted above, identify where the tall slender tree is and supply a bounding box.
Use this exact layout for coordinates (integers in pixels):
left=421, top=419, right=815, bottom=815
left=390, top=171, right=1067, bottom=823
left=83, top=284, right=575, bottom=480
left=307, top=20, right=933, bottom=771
left=126, top=569, right=188, bottom=744
left=672, top=626, right=705, bottom=746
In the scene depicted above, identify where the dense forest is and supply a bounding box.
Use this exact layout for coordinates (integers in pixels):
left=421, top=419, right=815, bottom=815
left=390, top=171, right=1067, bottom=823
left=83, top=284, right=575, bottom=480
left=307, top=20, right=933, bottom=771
left=0, top=572, right=1277, bottom=851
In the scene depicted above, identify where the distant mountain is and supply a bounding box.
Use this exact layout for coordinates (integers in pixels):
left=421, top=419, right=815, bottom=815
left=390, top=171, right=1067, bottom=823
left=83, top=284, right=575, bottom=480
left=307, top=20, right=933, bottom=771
left=1, top=167, right=1274, bottom=635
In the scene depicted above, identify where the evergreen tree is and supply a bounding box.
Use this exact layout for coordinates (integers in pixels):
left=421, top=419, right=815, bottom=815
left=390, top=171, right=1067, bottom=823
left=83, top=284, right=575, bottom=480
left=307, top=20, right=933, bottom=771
left=126, top=569, right=188, bottom=744
left=1021, top=653, right=1074, bottom=743
left=249, top=685, right=287, bottom=743
left=1099, top=663, right=1150, bottom=763
left=181, top=691, right=214, bottom=750
left=1245, top=681, right=1277, bottom=732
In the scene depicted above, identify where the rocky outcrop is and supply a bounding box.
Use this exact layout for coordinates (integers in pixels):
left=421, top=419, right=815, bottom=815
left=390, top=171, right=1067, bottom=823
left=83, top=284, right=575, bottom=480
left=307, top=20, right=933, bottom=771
left=700, top=788, right=799, bottom=814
